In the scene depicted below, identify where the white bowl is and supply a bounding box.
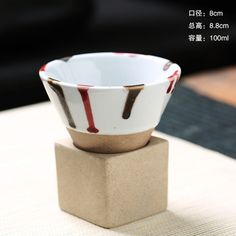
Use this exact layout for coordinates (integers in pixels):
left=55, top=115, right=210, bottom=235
left=39, top=52, right=181, bottom=153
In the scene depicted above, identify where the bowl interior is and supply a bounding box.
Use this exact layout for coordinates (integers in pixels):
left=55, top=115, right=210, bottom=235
left=42, top=53, right=179, bottom=87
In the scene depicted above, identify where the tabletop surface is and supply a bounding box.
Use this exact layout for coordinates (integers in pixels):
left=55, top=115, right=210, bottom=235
left=0, top=102, right=236, bottom=236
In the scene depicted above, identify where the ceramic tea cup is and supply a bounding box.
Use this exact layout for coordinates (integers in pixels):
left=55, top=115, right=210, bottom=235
left=39, top=52, right=181, bottom=153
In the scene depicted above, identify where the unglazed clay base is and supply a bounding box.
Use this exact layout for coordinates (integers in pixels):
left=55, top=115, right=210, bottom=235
left=67, top=128, right=154, bottom=153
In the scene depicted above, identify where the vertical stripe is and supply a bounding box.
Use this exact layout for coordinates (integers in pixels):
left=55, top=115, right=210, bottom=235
left=77, top=86, right=99, bottom=133
left=122, top=84, right=144, bottom=119
left=47, top=78, right=76, bottom=128
left=166, top=70, right=180, bottom=94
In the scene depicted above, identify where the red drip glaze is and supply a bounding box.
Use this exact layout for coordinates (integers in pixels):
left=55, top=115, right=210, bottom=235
left=113, top=52, right=138, bottom=57
left=39, top=64, right=46, bottom=72
left=77, top=85, right=99, bottom=133
left=128, top=54, right=138, bottom=58
left=168, top=70, right=180, bottom=80
left=167, top=80, right=175, bottom=94
left=166, top=70, right=180, bottom=94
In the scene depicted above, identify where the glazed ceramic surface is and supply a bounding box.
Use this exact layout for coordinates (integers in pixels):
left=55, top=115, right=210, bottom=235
left=39, top=52, right=181, bottom=136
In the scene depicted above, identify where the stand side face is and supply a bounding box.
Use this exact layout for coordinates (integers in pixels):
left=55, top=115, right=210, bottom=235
left=55, top=136, right=168, bottom=228
left=55, top=141, right=108, bottom=226
left=105, top=138, right=168, bottom=227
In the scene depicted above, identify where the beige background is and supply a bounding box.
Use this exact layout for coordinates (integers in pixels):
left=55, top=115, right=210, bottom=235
left=0, top=102, right=236, bottom=235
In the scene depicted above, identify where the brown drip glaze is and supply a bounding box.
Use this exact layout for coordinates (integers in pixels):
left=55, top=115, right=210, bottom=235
left=163, top=61, right=173, bottom=71
left=47, top=78, right=76, bottom=128
left=60, top=56, right=71, bottom=62
left=122, top=84, right=144, bottom=119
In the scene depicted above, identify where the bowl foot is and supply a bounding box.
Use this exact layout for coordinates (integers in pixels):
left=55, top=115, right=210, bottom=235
left=67, top=128, right=154, bottom=154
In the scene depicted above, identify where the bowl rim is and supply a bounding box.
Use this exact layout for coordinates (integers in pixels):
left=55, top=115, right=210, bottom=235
left=39, top=52, right=181, bottom=90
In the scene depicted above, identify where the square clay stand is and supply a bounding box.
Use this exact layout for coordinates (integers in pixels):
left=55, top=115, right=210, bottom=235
left=55, top=136, right=168, bottom=228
